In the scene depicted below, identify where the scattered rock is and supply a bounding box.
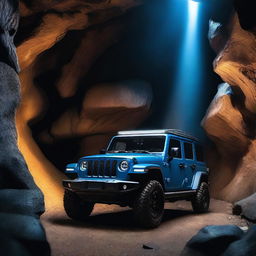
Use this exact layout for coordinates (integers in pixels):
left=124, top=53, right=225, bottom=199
left=142, top=242, right=160, bottom=250
left=240, top=226, right=249, bottom=232
left=233, top=193, right=256, bottom=223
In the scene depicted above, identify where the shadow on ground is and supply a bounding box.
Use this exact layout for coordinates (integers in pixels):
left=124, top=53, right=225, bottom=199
left=48, top=208, right=198, bottom=231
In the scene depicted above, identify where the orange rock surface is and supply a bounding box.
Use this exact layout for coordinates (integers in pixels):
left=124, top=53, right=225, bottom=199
left=203, top=15, right=256, bottom=202
left=16, top=0, right=148, bottom=210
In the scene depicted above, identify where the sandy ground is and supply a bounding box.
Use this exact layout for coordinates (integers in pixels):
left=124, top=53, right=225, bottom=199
left=42, top=199, right=247, bottom=256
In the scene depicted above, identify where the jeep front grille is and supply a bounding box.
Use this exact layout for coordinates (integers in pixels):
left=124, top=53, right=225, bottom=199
left=87, top=160, right=117, bottom=177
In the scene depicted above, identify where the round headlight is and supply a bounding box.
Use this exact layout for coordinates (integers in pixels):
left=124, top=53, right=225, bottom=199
left=80, top=161, right=88, bottom=171
left=119, top=160, right=129, bottom=171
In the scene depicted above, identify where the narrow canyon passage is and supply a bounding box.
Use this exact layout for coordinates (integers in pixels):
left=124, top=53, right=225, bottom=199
left=1, top=0, right=256, bottom=255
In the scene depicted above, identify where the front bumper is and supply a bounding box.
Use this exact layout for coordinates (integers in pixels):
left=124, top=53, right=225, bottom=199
left=63, top=179, right=140, bottom=205
left=63, top=179, right=139, bottom=192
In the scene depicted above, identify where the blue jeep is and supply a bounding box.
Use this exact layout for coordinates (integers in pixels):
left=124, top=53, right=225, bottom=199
left=63, top=129, right=210, bottom=228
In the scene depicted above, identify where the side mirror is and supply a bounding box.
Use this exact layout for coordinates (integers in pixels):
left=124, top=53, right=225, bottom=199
left=169, top=147, right=180, bottom=159
left=100, top=149, right=106, bottom=154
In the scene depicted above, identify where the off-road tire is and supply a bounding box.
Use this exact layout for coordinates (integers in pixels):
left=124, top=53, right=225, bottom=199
left=133, top=180, right=164, bottom=228
left=64, top=190, right=94, bottom=221
left=192, top=182, right=210, bottom=213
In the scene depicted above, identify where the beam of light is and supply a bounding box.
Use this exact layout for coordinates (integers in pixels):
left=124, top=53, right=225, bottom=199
left=165, top=0, right=203, bottom=137
left=188, top=1, right=199, bottom=31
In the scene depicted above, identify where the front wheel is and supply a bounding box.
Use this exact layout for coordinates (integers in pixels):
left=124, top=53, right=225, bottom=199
left=133, top=180, right=164, bottom=228
left=64, top=190, right=94, bottom=221
left=191, top=182, right=210, bottom=213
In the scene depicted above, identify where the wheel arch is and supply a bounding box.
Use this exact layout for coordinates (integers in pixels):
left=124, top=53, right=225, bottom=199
left=147, top=168, right=165, bottom=187
left=130, top=167, right=165, bottom=188
left=192, top=172, right=209, bottom=190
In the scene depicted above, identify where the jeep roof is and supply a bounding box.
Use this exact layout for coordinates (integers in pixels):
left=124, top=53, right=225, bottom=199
left=117, top=129, right=199, bottom=142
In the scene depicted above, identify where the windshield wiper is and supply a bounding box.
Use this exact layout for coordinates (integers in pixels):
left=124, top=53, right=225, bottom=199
left=107, top=150, right=131, bottom=153
left=132, top=150, right=150, bottom=154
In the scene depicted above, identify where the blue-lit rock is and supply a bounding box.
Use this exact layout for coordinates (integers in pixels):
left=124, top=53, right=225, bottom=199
left=181, top=225, right=244, bottom=256
left=223, top=226, right=256, bottom=256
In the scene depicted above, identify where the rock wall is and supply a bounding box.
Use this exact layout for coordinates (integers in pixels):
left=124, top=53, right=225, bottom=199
left=203, top=11, right=256, bottom=202
left=16, top=0, right=150, bottom=209
left=0, top=1, right=50, bottom=255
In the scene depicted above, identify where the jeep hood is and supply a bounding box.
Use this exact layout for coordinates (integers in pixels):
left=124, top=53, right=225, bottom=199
left=80, top=153, right=163, bottom=164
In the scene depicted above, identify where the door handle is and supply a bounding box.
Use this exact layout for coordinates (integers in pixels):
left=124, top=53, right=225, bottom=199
left=179, top=163, right=185, bottom=169
left=190, top=164, right=196, bottom=170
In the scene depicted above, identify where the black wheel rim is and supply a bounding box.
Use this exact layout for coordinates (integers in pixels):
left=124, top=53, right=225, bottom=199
left=150, top=189, right=163, bottom=218
left=202, top=189, right=209, bottom=209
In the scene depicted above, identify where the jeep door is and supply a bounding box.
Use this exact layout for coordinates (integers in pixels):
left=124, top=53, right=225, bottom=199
left=166, top=138, right=185, bottom=190
left=182, top=141, right=196, bottom=189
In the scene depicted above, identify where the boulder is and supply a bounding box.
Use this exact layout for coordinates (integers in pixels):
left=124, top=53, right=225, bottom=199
left=233, top=193, right=256, bottom=223
left=182, top=225, right=256, bottom=256
left=181, top=225, right=244, bottom=256
left=223, top=226, right=256, bottom=256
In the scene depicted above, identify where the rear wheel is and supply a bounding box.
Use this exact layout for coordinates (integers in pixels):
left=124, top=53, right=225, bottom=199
left=64, top=190, right=94, bottom=221
left=133, top=180, right=164, bottom=228
left=191, top=182, right=210, bottom=213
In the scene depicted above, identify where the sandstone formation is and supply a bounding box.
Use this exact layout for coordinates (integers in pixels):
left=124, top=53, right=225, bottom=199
left=202, top=12, right=256, bottom=202
left=16, top=0, right=150, bottom=209
left=49, top=80, right=152, bottom=139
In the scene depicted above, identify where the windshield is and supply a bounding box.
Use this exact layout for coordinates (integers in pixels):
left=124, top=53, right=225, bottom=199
left=107, top=136, right=166, bottom=153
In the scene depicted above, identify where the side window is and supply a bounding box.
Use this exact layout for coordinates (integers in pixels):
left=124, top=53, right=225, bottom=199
left=195, top=144, right=204, bottom=162
left=184, top=142, right=193, bottom=160
left=169, top=139, right=181, bottom=158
